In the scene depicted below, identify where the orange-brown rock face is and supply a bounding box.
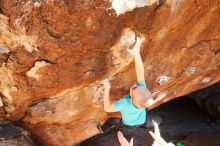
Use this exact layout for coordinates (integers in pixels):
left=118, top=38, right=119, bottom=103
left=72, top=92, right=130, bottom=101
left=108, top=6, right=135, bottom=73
left=0, top=0, right=220, bottom=145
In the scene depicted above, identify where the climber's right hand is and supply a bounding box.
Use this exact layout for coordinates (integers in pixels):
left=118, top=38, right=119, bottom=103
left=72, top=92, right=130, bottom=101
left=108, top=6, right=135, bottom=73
left=127, top=37, right=145, bottom=57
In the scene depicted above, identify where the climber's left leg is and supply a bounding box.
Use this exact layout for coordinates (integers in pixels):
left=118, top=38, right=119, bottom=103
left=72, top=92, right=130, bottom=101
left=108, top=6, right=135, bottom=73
left=97, top=117, right=121, bottom=133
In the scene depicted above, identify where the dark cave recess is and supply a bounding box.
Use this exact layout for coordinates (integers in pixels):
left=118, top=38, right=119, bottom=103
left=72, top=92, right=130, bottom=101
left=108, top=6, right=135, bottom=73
left=189, top=81, right=220, bottom=118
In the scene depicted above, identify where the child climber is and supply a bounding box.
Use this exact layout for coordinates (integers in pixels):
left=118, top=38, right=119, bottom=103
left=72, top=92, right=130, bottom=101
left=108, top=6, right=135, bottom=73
left=97, top=37, right=162, bottom=133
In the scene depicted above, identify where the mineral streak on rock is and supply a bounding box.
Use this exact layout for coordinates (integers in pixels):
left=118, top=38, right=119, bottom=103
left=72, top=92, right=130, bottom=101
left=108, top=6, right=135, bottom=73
left=0, top=0, right=220, bottom=145
left=0, top=98, right=3, bottom=107
left=0, top=44, right=10, bottom=54
left=156, top=75, right=172, bottom=85
left=201, top=77, right=212, bottom=83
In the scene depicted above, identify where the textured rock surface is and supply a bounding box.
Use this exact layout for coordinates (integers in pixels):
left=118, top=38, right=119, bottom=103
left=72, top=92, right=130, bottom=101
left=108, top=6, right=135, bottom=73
left=0, top=0, right=220, bottom=145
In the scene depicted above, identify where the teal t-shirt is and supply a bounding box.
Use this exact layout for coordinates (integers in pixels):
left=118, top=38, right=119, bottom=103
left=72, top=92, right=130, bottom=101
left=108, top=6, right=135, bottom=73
left=114, top=82, right=148, bottom=126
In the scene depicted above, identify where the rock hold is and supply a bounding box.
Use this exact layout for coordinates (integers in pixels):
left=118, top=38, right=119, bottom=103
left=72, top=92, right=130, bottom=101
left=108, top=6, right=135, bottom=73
left=26, top=61, right=51, bottom=81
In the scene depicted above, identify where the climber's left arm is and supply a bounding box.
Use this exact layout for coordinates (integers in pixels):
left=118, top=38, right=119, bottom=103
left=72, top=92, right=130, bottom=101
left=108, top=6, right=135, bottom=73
left=103, top=79, right=116, bottom=112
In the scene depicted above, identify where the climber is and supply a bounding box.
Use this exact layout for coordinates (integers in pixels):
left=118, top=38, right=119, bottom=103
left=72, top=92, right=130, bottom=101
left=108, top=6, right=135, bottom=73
left=97, top=37, right=162, bottom=133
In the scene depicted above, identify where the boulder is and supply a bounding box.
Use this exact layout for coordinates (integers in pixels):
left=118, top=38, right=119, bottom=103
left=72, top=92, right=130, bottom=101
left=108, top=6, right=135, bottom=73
left=0, top=0, right=220, bottom=145
left=0, top=121, right=35, bottom=146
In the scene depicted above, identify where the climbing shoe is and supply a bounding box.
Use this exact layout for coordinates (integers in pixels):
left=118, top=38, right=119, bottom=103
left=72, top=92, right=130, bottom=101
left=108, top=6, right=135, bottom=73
left=96, top=121, right=103, bottom=133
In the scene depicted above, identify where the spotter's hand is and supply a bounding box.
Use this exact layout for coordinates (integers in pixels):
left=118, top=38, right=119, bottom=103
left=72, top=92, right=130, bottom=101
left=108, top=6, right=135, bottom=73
left=117, top=131, right=133, bottom=146
left=149, top=120, right=175, bottom=146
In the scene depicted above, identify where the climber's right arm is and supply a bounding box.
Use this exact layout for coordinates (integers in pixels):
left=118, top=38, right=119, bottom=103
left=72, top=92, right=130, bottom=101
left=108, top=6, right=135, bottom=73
left=127, top=37, right=145, bottom=83
left=103, top=79, right=116, bottom=112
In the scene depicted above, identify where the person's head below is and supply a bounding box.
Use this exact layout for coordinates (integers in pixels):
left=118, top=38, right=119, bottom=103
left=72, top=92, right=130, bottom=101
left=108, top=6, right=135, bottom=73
left=130, top=85, right=154, bottom=109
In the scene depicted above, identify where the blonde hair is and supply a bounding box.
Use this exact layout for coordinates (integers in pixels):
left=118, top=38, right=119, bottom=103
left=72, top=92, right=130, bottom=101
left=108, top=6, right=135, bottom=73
left=132, top=86, right=153, bottom=108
